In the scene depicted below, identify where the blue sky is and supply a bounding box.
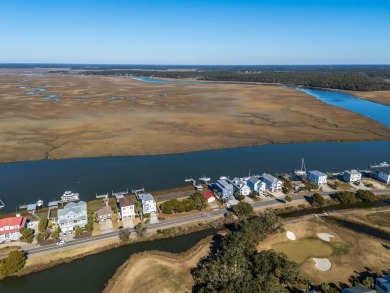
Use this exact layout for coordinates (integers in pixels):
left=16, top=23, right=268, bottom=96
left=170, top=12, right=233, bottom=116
left=0, top=0, right=389, bottom=64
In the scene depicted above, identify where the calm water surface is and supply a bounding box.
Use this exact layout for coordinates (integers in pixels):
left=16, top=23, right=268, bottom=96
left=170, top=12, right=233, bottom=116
left=1, top=141, right=390, bottom=212
left=297, top=87, right=390, bottom=128
left=0, top=229, right=217, bottom=293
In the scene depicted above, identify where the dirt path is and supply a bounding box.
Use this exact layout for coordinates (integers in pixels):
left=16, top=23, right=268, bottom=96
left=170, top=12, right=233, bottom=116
left=108, top=238, right=212, bottom=293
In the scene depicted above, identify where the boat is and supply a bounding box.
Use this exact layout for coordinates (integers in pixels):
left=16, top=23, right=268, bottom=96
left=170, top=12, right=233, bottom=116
left=61, top=191, right=80, bottom=202
left=369, top=162, right=389, bottom=168
left=294, top=158, right=307, bottom=176
left=36, top=199, right=44, bottom=207
left=0, top=199, right=5, bottom=210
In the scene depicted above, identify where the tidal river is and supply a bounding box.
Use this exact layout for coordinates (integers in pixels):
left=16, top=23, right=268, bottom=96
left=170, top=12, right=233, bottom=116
left=0, top=87, right=389, bottom=212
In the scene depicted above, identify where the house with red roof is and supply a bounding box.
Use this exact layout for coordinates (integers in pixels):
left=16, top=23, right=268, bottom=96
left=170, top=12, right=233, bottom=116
left=203, top=191, right=215, bottom=203
left=0, top=216, right=27, bottom=243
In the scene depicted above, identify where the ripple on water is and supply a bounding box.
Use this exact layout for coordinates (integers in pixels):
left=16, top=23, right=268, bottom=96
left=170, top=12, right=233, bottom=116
left=111, top=96, right=125, bottom=100
left=19, top=86, right=26, bottom=89
left=26, top=91, right=35, bottom=95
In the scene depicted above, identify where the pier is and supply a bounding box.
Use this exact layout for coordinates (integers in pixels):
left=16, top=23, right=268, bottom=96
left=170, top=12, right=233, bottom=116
left=184, top=178, right=203, bottom=191
left=96, top=193, right=109, bottom=199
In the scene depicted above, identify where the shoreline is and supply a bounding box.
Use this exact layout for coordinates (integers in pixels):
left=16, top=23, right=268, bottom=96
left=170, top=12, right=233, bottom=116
left=2, top=199, right=388, bottom=280
left=1, top=136, right=390, bottom=165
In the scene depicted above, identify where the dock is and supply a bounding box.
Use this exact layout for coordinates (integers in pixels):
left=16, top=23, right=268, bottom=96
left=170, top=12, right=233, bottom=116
left=96, top=193, right=109, bottom=199
left=184, top=178, right=203, bottom=191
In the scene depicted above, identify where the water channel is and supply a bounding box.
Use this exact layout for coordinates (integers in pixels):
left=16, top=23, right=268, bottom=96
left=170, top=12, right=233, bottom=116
left=0, top=84, right=390, bottom=212
left=0, top=80, right=390, bottom=291
left=0, top=229, right=218, bottom=293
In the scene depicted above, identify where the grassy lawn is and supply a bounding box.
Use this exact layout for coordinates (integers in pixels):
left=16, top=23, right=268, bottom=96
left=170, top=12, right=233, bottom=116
left=0, top=246, right=20, bottom=254
left=367, top=211, right=390, bottom=228
left=272, top=238, right=335, bottom=264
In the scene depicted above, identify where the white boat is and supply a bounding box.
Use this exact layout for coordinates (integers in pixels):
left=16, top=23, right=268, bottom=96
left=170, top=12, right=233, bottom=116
left=61, top=191, right=80, bottom=202
left=294, top=158, right=307, bottom=176
left=370, top=162, right=389, bottom=168
left=36, top=199, right=44, bottom=207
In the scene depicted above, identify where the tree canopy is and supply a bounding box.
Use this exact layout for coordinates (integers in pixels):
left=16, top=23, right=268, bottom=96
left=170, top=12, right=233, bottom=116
left=192, top=212, right=300, bottom=292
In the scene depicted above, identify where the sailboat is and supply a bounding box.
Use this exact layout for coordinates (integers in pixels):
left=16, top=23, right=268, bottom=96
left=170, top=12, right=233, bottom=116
left=294, top=158, right=307, bottom=176
left=0, top=199, right=5, bottom=210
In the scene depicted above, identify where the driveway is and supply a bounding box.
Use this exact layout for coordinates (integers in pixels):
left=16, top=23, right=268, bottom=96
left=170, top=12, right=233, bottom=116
left=209, top=201, right=219, bottom=209
left=150, top=212, right=159, bottom=224
left=99, top=219, right=114, bottom=233
left=122, top=217, right=134, bottom=229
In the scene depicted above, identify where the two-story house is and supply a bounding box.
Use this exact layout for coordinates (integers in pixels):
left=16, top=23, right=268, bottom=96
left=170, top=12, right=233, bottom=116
left=247, top=176, right=266, bottom=193
left=118, top=195, right=136, bottom=219
left=57, top=201, right=87, bottom=233
left=231, top=177, right=251, bottom=196
left=372, top=167, right=390, bottom=185
left=0, top=216, right=27, bottom=243
left=137, top=193, right=157, bottom=214
left=342, top=170, right=362, bottom=183
left=308, top=170, right=327, bottom=185
left=96, top=206, right=113, bottom=221
left=261, top=173, right=282, bottom=193
left=215, top=179, right=233, bottom=200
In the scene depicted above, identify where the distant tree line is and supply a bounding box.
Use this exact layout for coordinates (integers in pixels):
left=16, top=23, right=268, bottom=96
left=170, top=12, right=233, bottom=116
left=79, top=65, right=390, bottom=91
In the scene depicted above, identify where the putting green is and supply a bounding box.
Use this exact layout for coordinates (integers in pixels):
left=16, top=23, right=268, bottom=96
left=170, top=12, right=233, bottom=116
left=273, top=239, right=334, bottom=264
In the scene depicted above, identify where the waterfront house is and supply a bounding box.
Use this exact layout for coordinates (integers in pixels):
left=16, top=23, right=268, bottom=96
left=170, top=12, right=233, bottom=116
left=261, top=173, right=282, bottom=193
left=57, top=201, right=87, bottom=233
left=342, top=169, right=362, bottom=183
left=371, top=166, right=390, bottom=185
left=215, top=179, right=234, bottom=200
left=96, top=206, right=112, bottom=222
left=137, top=193, right=157, bottom=214
left=231, top=177, right=251, bottom=196
left=247, top=176, right=266, bottom=193
left=376, top=274, right=390, bottom=293
left=308, top=170, right=327, bottom=185
left=118, top=195, right=136, bottom=219
left=203, top=191, right=216, bottom=203
left=0, top=216, right=27, bottom=243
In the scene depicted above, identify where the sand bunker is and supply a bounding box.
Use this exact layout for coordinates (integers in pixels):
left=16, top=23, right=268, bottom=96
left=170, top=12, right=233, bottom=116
left=317, top=233, right=335, bottom=242
left=313, top=258, right=332, bottom=271
left=286, top=231, right=297, bottom=240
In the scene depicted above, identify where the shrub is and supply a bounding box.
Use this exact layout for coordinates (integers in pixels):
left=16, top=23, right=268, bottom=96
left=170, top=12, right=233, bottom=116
left=0, top=250, right=26, bottom=277
left=355, top=189, right=376, bottom=202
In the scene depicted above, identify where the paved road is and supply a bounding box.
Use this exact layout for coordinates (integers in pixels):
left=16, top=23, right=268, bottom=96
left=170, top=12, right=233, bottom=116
left=22, top=188, right=390, bottom=257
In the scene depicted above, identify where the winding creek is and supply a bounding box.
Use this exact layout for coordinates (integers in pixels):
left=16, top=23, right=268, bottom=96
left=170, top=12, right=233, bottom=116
left=0, top=229, right=218, bottom=292
left=0, top=81, right=390, bottom=291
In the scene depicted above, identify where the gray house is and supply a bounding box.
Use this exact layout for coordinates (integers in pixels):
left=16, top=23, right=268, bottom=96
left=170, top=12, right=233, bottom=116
left=215, top=179, right=233, bottom=200
left=57, top=201, right=87, bottom=233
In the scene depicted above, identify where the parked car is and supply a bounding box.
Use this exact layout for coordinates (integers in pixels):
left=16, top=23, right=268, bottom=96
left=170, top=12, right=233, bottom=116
left=56, top=240, right=66, bottom=246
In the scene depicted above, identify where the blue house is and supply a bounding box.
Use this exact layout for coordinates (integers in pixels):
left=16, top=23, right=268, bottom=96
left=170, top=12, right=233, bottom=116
left=247, top=176, right=265, bottom=192
left=215, top=179, right=233, bottom=200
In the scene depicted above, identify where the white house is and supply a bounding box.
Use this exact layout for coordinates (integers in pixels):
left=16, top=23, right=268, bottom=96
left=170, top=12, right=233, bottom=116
left=261, top=173, right=282, bottom=193
left=57, top=201, right=87, bottom=233
left=342, top=170, right=362, bottom=183
left=137, top=193, right=157, bottom=214
left=372, top=167, right=390, bottom=185
left=118, top=195, right=136, bottom=219
left=231, top=177, right=251, bottom=196
left=308, top=170, right=327, bottom=185
left=247, top=176, right=266, bottom=193
left=0, top=216, right=27, bottom=243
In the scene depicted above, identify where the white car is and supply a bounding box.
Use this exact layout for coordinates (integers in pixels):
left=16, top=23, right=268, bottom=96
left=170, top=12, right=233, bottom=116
left=56, top=240, right=66, bottom=246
